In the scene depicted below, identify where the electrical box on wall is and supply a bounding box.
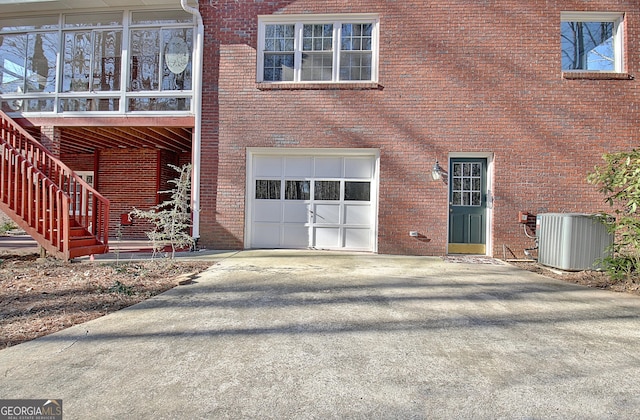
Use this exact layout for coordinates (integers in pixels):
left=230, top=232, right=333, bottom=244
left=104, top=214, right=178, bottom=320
left=518, top=211, right=529, bottom=224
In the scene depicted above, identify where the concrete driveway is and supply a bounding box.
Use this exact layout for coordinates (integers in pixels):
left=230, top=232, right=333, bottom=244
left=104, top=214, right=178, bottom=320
left=2, top=250, right=640, bottom=419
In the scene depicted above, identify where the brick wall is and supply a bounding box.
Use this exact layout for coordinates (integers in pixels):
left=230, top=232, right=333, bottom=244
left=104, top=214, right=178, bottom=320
left=64, top=149, right=187, bottom=240
left=199, top=0, right=640, bottom=257
left=97, top=149, right=159, bottom=239
left=61, top=153, right=95, bottom=173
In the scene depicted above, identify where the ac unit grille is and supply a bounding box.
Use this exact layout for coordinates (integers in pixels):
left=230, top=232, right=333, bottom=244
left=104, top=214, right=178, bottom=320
left=537, top=213, right=612, bottom=271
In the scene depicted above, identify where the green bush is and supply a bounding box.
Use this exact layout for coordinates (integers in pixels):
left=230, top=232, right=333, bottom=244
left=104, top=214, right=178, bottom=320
left=0, top=220, right=18, bottom=235
left=588, top=149, right=640, bottom=280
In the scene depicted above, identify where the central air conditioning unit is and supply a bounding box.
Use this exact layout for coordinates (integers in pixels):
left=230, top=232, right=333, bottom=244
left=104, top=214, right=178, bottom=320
left=536, top=213, right=613, bottom=271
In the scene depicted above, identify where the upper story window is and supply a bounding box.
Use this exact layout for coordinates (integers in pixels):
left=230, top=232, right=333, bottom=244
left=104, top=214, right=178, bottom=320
left=0, top=9, right=195, bottom=114
left=257, top=14, right=379, bottom=84
left=561, top=12, right=624, bottom=72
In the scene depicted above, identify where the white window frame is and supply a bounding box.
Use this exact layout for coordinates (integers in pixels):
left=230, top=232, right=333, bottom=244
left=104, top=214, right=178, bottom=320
left=560, top=11, right=625, bottom=73
left=257, top=13, right=379, bottom=83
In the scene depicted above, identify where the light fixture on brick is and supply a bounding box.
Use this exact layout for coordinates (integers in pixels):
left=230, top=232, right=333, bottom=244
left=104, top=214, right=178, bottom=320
left=431, top=160, right=448, bottom=185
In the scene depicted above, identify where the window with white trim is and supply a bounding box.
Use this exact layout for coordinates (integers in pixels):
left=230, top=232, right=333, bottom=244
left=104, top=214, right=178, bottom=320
left=561, top=12, right=624, bottom=72
left=257, top=14, right=379, bottom=83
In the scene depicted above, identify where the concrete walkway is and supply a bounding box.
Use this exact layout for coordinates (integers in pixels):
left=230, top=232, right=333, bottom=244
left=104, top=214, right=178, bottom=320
left=2, top=250, right=640, bottom=419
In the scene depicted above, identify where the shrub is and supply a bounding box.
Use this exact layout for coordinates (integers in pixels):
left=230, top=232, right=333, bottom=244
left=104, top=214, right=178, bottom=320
left=587, top=149, right=640, bottom=280
left=130, top=163, right=195, bottom=258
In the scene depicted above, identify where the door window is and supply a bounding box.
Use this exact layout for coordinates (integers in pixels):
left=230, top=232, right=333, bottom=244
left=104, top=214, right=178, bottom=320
left=451, top=162, right=482, bottom=206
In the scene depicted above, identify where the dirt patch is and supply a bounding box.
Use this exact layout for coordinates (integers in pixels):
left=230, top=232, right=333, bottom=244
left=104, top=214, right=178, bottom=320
left=0, top=254, right=213, bottom=349
left=509, top=260, right=640, bottom=295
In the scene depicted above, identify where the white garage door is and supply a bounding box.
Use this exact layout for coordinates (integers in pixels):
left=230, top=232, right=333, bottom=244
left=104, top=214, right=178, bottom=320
left=247, top=150, right=378, bottom=251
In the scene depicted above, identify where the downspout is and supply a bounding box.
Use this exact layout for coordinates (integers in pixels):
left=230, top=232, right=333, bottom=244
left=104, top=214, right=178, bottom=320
left=181, top=0, right=203, bottom=244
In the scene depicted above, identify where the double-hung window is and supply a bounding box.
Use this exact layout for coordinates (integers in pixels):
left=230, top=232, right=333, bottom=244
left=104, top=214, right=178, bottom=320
left=257, top=14, right=379, bottom=83
left=561, top=12, right=624, bottom=72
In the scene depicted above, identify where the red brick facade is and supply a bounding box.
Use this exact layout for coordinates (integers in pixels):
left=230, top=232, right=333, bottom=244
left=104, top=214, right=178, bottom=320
left=196, top=0, right=640, bottom=257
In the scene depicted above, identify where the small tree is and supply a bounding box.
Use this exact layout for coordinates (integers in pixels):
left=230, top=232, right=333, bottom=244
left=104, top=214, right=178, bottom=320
left=130, top=163, right=194, bottom=258
left=587, top=149, right=640, bottom=279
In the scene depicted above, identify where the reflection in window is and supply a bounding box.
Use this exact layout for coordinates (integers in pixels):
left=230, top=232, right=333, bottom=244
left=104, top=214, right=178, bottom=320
left=315, top=181, right=340, bottom=200
left=345, top=182, right=370, bottom=201
left=62, top=12, right=123, bottom=93
left=561, top=21, right=614, bottom=71
left=340, top=23, right=373, bottom=81
left=3, top=98, right=55, bottom=112
left=0, top=9, right=195, bottom=113
left=256, top=180, right=281, bottom=199
left=285, top=181, right=310, bottom=200
left=131, top=10, right=194, bottom=25
left=301, top=24, right=333, bottom=81
left=130, top=28, right=192, bottom=91
left=263, top=24, right=295, bottom=82
left=0, top=32, right=58, bottom=94
left=258, top=16, right=378, bottom=83
left=451, top=162, right=482, bottom=207
left=60, top=98, right=119, bottom=112
left=128, top=97, right=190, bottom=111
left=130, top=29, right=160, bottom=90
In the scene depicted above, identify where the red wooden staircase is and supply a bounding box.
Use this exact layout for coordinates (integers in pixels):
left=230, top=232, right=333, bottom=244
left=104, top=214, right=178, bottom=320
left=0, top=111, right=109, bottom=260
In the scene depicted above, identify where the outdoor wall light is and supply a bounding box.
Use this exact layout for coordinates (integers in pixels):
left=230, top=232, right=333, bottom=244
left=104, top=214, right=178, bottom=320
left=431, top=160, right=448, bottom=185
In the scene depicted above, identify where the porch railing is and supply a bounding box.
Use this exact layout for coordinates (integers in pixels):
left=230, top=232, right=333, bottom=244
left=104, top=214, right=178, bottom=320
left=0, top=110, right=109, bottom=260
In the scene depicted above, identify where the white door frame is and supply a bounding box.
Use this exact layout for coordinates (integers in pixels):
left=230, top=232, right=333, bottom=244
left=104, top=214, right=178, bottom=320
left=245, top=148, right=380, bottom=252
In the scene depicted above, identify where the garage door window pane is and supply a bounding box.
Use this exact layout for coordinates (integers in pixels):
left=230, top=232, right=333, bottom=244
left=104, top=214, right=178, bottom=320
left=256, top=180, right=280, bottom=199
left=315, top=181, right=340, bottom=200
left=345, top=181, right=370, bottom=201
left=285, top=181, right=310, bottom=200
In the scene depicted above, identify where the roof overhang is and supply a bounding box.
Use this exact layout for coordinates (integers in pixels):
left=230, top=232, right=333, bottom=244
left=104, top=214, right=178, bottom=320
left=16, top=116, right=194, bottom=154
left=0, top=0, right=181, bottom=13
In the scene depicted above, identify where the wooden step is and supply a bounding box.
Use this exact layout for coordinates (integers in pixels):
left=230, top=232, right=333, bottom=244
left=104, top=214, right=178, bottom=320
left=69, top=243, right=109, bottom=259
left=70, top=226, right=90, bottom=237
left=69, top=235, right=100, bottom=248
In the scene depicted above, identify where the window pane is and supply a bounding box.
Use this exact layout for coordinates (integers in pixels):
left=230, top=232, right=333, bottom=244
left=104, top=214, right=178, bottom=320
left=130, top=29, right=160, bottom=91
left=24, top=32, right=57, bottom=93
left=451, top=162, right=482, bottom=207
left=25, top=98, right=54, bottom=112
left=0, top=15, right=59, bottom=32
left=265, top=24, right=294, bottom=51
left=341, top=23, right=372, bottom=51
left=92, top=30, right=122, bottom=91
left=127, top=97, right=190, bottom=111
left=131, top=10, right=193, bottom=25
left=62, top=31, right=91, bottom=92
left=65, top=12, right=122, bottom=27
left=345, top=182, right=370, bottom=201
left=60, top=97, right=120, bottom=112
left=303, top=24, right=333, bottom=51
left=301, top=52, right=333, bottom=81
left=315, top=181, right=340, bottom=200
left=340, top=51, right=372, bottom=81
left=0, top=34, right=26, bottom=94
left=263, top=53, right=294, bottom=81
left=263, top=24, right=295, bottom=81
left=561, top=21, right=615, bottom=71
left=162, top=29, right=193, bottom=90
left=285, top=181, right=310, bottom=200
left=256, top=180, right=281, bottom=199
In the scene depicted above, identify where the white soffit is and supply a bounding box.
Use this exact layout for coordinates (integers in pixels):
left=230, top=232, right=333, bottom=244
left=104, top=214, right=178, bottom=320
left=0, top=0, right=180, bottom=13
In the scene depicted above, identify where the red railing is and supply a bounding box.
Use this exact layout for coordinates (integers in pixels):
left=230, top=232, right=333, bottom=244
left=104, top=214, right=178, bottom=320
left=0, top=111, right=109, bottom=260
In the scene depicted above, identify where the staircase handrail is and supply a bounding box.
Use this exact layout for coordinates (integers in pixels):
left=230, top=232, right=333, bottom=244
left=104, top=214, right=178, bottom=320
left=0, top=110, right=109, bottom=253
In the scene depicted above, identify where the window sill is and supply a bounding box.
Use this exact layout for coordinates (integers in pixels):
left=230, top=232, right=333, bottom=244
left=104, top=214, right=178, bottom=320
left=562, top=71, right=634, bottom=80
left=256, top=82, right=383, bottom=91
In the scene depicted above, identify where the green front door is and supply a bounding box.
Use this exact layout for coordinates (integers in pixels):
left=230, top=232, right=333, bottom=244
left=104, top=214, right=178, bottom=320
left=448, top=158, right=487, bottom=254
